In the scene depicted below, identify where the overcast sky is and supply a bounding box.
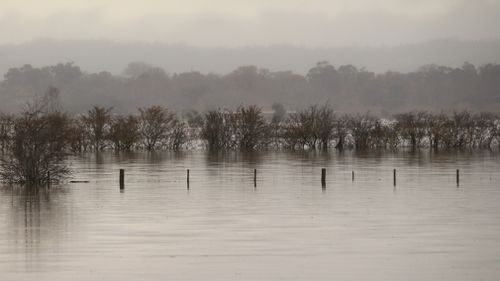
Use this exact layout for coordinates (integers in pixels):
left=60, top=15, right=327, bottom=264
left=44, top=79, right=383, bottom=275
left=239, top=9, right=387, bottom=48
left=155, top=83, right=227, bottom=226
left=1, top=0, right=500, bottom=47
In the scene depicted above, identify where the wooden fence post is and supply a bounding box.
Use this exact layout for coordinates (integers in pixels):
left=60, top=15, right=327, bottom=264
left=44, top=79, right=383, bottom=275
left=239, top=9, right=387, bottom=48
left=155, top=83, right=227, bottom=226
left=120, top=169, right=125, bottom=189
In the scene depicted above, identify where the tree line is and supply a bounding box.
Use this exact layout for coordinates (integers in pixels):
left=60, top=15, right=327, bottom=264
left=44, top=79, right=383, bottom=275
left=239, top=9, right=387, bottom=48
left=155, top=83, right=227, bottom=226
left=1, top=61, right=500, bottom=114
left=1, top=88, right=500, bottom=184
left=0, top=98, right=500, bottom=184
left=1, top=99, right=500, bottom=155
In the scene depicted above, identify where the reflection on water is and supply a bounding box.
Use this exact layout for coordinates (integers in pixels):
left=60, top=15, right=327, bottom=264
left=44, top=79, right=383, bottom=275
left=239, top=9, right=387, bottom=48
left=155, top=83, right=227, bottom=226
left=0, top=150, right=499, bottom=281
left=0, top=185, right=74, bottom=274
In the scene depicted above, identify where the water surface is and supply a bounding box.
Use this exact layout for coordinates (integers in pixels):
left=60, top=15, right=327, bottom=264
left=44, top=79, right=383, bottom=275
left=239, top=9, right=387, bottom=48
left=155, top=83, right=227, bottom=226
left=1, top=150, right=499, bottom=281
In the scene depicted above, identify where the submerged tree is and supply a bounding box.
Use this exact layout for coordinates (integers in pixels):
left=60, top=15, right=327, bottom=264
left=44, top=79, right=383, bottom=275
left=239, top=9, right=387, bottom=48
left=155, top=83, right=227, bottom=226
left=0, top=113, right=14, bottom=154
left=283, top=105, right=335, bottom=150
left=316, top=106, right=336, bottom=150
left=427, top=113, right=452, bottom=149
left=138, top=106, right=175, bottom=151
left=201, top=110, right=233, bottom=150
left=168, top=119, right=187, bottom=150
left=349, top=113, right=376, bottom=149
left=471, top=112, right=497, bottom=148
left=394, top=111, right=427, bottom=149
left=283, top=110, right=312, bottom=150
left=269, top=103, right=286, bottom=149
left=108, top=115, right=140, bottom=151
left=0, top=99, right=72, bottom=185
left=82, top=106, right=113, bottom=151
left=334, top=115, right=349, bottom=150
left=66, top=117, right=88, bottom=153
left=234, top=105, right=269, bottom=150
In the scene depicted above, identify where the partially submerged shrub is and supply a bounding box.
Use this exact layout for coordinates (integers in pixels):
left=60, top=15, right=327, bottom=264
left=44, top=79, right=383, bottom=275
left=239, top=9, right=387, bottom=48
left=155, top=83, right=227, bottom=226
left=0, top=101, right=72, bottom=185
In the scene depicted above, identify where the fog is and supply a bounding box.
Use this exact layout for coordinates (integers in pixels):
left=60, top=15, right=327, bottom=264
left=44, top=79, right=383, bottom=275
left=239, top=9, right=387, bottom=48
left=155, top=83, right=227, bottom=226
left=2, top=3, right=500, bottom=280
left=2, top=39, right=500, bottom=76
left=1, top=0, right=499, bottom=114
left=1, top=60, right=499, bottom=115
left=1, top=0, right=500, bottom=47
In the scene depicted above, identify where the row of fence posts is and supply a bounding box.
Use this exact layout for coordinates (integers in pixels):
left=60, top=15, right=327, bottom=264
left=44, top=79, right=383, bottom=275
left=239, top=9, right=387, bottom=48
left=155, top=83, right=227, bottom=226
left=117, top=168, right=461, bottom=190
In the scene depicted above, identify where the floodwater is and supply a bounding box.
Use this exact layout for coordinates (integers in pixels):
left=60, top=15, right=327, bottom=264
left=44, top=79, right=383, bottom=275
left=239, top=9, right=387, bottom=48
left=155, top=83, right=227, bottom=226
left=0, top=150, right=499, bottom=281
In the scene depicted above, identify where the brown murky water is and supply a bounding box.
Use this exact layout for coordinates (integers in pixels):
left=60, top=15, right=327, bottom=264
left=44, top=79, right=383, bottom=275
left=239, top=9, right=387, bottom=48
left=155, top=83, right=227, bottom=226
left=1, top=150, right=499, bottom=281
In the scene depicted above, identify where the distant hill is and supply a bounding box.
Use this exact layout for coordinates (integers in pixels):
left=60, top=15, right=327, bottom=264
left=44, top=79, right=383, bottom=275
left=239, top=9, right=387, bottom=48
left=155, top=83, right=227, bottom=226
left=1, top=38, right=500, bottom=76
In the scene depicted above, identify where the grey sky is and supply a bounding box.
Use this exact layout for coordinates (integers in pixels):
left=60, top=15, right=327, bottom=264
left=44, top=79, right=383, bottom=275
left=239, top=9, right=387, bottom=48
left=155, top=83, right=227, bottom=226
left=1, top=0, right=500, bottom=47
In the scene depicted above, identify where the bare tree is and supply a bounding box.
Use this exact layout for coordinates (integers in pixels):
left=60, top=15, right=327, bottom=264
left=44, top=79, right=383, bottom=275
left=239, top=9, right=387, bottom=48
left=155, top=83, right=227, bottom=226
left=452, top=110, right=473, bottom=148
left=66, top=117, right=87, bottom=153
left=384, top=120, right=401, bottom=148
left=284, top=106, right=317, bottom=150
left=138, top=106, right=175, bottom=151
left=0, top=113, right=14, bottom=154
left=234, top=105, right=269, bottom=150
left=82, top=106, right=113, bottom=151
left=371, top=120, right=388, bottom=148
left=349, top=113, right=376, bottom=149
left=284, top=114, right=308, bottom=150
left=316, top=106, right=335, bottom=150
left=334, top=115, right=349, bottom=150
left=108, top=115, right=140, bottom=151
left=168, top=119, right=187, bottom=150
left=394, top=111, right=427, bottom=148
left=0, top=101, right=72, bottom=185
left=281, top=105, right=336, bottom=150
left=428, top=113, right=453, bottom=149
left=472, top=112, right=497, bottom=148
left=201, top=110, right=234, bottom=150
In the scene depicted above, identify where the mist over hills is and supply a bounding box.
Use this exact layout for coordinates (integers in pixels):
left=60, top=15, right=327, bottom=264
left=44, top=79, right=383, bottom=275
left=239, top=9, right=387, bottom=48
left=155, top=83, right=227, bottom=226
left=1, top=39, right=500, bottom=76
left=0, top=39, right=499, bottom=115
